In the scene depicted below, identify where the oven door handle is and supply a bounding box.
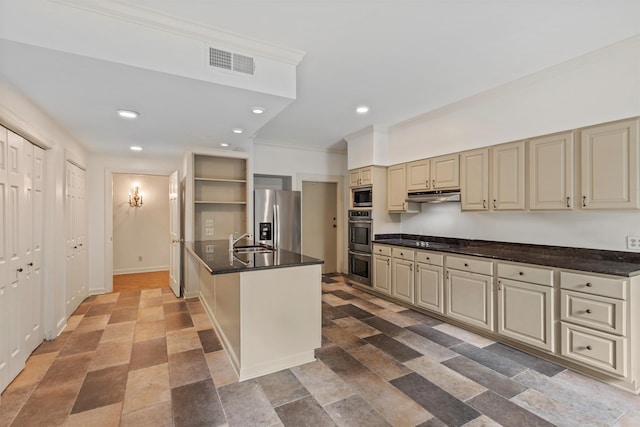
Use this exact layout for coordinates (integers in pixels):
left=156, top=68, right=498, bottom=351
left=348, top=250, right=372, bottom=258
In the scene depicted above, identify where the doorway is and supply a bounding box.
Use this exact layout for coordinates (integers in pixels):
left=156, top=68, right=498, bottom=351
left=301, top=181, right=338, bottom=273
left=112, top=173, right=170, bottom=292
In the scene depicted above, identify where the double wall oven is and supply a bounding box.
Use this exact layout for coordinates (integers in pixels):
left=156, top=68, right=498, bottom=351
left=348, top=210, right=372, bottom=285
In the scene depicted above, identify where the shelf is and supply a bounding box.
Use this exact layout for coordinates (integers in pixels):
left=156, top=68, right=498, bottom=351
left=195, top=201, right=247, bottom=205
left=195, top=177, right=247, bottom=183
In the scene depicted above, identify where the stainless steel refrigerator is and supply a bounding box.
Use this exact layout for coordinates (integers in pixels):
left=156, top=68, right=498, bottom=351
left=254, top=189, right=301, bottom=252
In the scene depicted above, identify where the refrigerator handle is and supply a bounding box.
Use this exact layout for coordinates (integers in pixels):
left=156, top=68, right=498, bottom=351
left=273, top=204, right=279, bottom=248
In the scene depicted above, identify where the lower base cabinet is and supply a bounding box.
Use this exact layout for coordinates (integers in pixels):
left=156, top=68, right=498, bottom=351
left=373, top=254, right=391, bottom=295
left=446, top=269, right=494, bottom=331
left=415, top=262, right=444, bottom=314
left=391, top=248, right=415, bottom=304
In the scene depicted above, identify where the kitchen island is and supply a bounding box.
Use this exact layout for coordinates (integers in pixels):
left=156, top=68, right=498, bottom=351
left=184, top=240, right=323, bottom=381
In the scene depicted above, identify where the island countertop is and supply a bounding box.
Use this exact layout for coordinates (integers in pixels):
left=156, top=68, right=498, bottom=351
left=184, top=240, right=324, bottom=275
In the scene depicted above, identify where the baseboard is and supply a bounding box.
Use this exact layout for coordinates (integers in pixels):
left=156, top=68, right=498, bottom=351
left=113, top=266, right=169, bottom=275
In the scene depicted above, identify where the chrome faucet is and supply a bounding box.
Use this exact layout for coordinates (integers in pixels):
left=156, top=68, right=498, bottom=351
left=229, top=232, right=252, bottom=250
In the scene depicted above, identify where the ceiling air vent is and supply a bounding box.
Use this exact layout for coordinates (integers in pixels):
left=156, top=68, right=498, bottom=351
left=209, top=47, right=255, bottom=75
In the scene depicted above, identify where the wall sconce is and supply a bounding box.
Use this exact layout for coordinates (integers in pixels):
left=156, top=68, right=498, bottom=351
left=129, top=186, right=143, bottom=207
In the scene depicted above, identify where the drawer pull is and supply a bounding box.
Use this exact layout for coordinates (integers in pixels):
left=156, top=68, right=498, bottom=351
left=585, top=283, right=592, bottom=287
left=464, top=263, right=468, bottom=267
left=518, top=271, right=524, bottom=276
left=426, top=257, right=430, bottom=260
left=586, top=345, right=592, bottom=351
left=586, top=309, right=592, bottom=314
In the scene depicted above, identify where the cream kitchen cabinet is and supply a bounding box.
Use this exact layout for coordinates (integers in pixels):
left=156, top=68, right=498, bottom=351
left=406, top=154, right=460, bottom=192
left=497, top=262, right=555, bottom=352
left=580, top=118, right=639, bottom=210
left=460, top=148, right=490, bottom=211
left=446, top=255, right=494, bottom=331
left=391, top=247, right=415, bottom=304
left=491, top=140, right=526, bottom=210
left=387, top=164, right=418, bottom=212
left=529, top=132, right=575, bottom=210
left=415, top=251, right=444, bottom=314
left=372, top=245, right=392, bottom=295
left=349, top=166, right=373, bottom=188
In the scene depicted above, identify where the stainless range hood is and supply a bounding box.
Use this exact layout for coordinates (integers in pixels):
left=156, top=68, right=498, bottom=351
left=406, top=190, right=461, bottom=203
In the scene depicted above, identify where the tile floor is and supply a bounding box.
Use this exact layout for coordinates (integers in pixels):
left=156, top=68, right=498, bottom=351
left=1, top=274, right=639, bottom=426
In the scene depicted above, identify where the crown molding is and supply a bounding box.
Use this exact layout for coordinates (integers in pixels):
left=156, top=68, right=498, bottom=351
left=254, top=140, right=347, bottom=155
left=53, top=0, right=306, bottom=65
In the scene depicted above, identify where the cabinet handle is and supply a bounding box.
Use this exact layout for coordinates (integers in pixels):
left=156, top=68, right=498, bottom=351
left=585, top=282, right=592, bottom=287
left=582, top=196, right=587, bottom=207
left=586, top=345, right=592, bottom=351
left=426, top=180, right=429, bottom=189
left=387, top=259, right=390, bottom=266
left=498, top=280, right=502, bottom=291
left=464, top=263, right=468, bottom=267
left=17, top=268, right=23, bottom=273
left=493, top=199, right=497, bottom=209
left=446, top=271, right=449, bottom=280
left=402, top=202, right=405, bottom=210
left=432, top=179, right=435, bottom=188
left=426, top=257, right=430, bottom=260
left=409, top=264, right=413, bottom=272
left=566, top=197, right=570, bottom=208
left=586, top=309, right=592, bottom=314
left=519, top=271, right=524, bottom=276
left=27, top=262, right=33, bottom=267
left=482, top=200, right=486, bottom=209
left=416, top=265, right=420, bottom=272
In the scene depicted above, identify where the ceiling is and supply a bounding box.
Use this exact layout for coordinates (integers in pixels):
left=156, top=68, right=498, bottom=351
left=1, top=1, right=640, bottom=158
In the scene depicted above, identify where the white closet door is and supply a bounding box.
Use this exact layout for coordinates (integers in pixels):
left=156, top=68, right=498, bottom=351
left=27, top=145, right=44, bottom=353
left=21, top=142, right=34, bottom=354
left=0, top=126, right=9, bottom=391
left=76, top=167, right=87, bottom=300
left=65, top=161, right=86, bottom=316
left=6, top=130, right=26, bottom=387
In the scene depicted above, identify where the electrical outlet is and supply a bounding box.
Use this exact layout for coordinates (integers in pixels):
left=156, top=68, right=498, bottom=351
left=205, top=219, right=214, bottom=227
left=627, top=236, right=640, bottom=250
left=205, top=244, right=214, bottom=253
left=205, top=227, right=214, bottom=236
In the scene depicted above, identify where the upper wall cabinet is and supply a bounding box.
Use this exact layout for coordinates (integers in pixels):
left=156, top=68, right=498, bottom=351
left=580, top=119, right=639, bottom=210
left=387, top=164, right=408, bottom=211
left=529, top=132, right=575, bottom=210
left=349, top=166, right=373, bottom=188
left=461, top=148, right=490, bottom=211
left=491, top=141, right=526, bottom=210
left=406, top=154, right=460, bottom=192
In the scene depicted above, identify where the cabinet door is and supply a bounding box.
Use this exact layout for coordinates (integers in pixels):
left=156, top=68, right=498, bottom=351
left=360, top=167, right=373, bottom=186
left=392, top=258, right=414, bottom=303
left=581, top=119, right=639, bottom=209
left=406, top=159, right=430, bottom=192
left=349, top=169, right=361, bottom=188
left=529, top=132, right=574, bottom=210
left=431, top=154, right=460, bottom=190
left=491, top=141, right=526, bottom=210
left=460, top=148, right=489, bottom=211
left=373, top=255, right=391, bottom=295
left=387, top=164, right=408, bottom=211
left=415, top=263, right=444, bottom=314
left=446, top=269, right=493, bottom=331
left=498, top=278, right=554, bottom=352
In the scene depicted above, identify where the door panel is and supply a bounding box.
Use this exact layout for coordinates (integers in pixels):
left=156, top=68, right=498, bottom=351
left=169, top=171, right=180, bottom=297
left=302, top=182, right=337, bottom=273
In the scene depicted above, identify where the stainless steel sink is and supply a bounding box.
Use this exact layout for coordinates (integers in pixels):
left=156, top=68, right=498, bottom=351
left=233, top=245, right=275, bottom=254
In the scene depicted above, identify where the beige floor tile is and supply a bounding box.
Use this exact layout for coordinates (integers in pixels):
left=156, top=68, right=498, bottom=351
left=74, top=315, right=110, bottom=333
left=94, top=293, right=120, bottom=304
left=371, top=308, right=422, bottom=328
left=64, top=315, right=84, bottom=332
left=122, top=363, right=171, bottom=414
left=120, top=400, right=173, bottom=427
left=322, top=325, right=366, bottom=350
left=140, top=288, right=163, bottom=299
left=366, top=297, right=407, bottom=312
left=0, top=383, right=36, bottom=426
left=322, top=293, right=350, bottom=306
left=166, top=328, right=202, bottom=354
left=65, top=402, right=123, bottom=427
left=191, top=312, right=214, bottom=331
left=134, top=320, right=166, bottom=342
left=89, top=340, right=134, bottom=371
left=333, top=317, right=382, bottom=338
left=405, top=356, right=486, bottom=401
left=348, top=344, right=412, bottom=381
left=464, top=415, right=502, bottom=427
left=8, top=352, right=58, bottom=389
left=137, top=306, right=165, bottom=322
left=100, top=321, right=136, bottom=343
left=290, top=360, right=354, bottom=406
left=394, top=330, right=458, bottom=362
left=139, top=296, right=163, bottom=309
left=205, top=350, right=238, bottom=387
left=432, top=323, right=495, bottom=348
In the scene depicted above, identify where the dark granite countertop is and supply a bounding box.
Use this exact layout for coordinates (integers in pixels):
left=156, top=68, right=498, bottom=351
left=185, top=240, right=323, bottom=275
left=373, top=234, right=640, bottom=277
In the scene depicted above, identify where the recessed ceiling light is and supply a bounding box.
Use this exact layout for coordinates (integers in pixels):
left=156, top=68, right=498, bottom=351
left=117, top=109, right=139, bottom=119
left=220, top=143, right=230, bottom=147
left=232, top=128, right=243, bottom=134
left=251, top=107, right=265, bottom=115
left=356, top=105, right=370, bottom=114
left=130, top=146, right=143, bottom=151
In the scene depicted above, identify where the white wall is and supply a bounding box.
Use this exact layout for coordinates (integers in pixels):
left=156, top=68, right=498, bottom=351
left=382, top=36, right=640, bottom=252
left=88, top=153, right=179, bottom=294
left=112, top=173, right=170, bottom=274
left=0, top=77, right=88, bottom=338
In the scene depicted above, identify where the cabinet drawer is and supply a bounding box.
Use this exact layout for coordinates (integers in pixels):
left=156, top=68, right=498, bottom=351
left=373, top=245, right=392, bottom=257
left=561, top=322, right=626, bottom=377
left=446, top=255, right=493, bottom=276
left=561, top=290, right=626, bottom=336
left=560, top=272, right=626, bottom=300
left=498, top=263, right=553, bottom=286
left=415, top=251, right=443, bottom=266
left=392, top=247, right=415, bottom=261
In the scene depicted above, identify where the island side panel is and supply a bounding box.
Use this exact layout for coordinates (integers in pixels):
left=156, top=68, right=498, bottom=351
left=239, top=264, right=322, bottom=380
